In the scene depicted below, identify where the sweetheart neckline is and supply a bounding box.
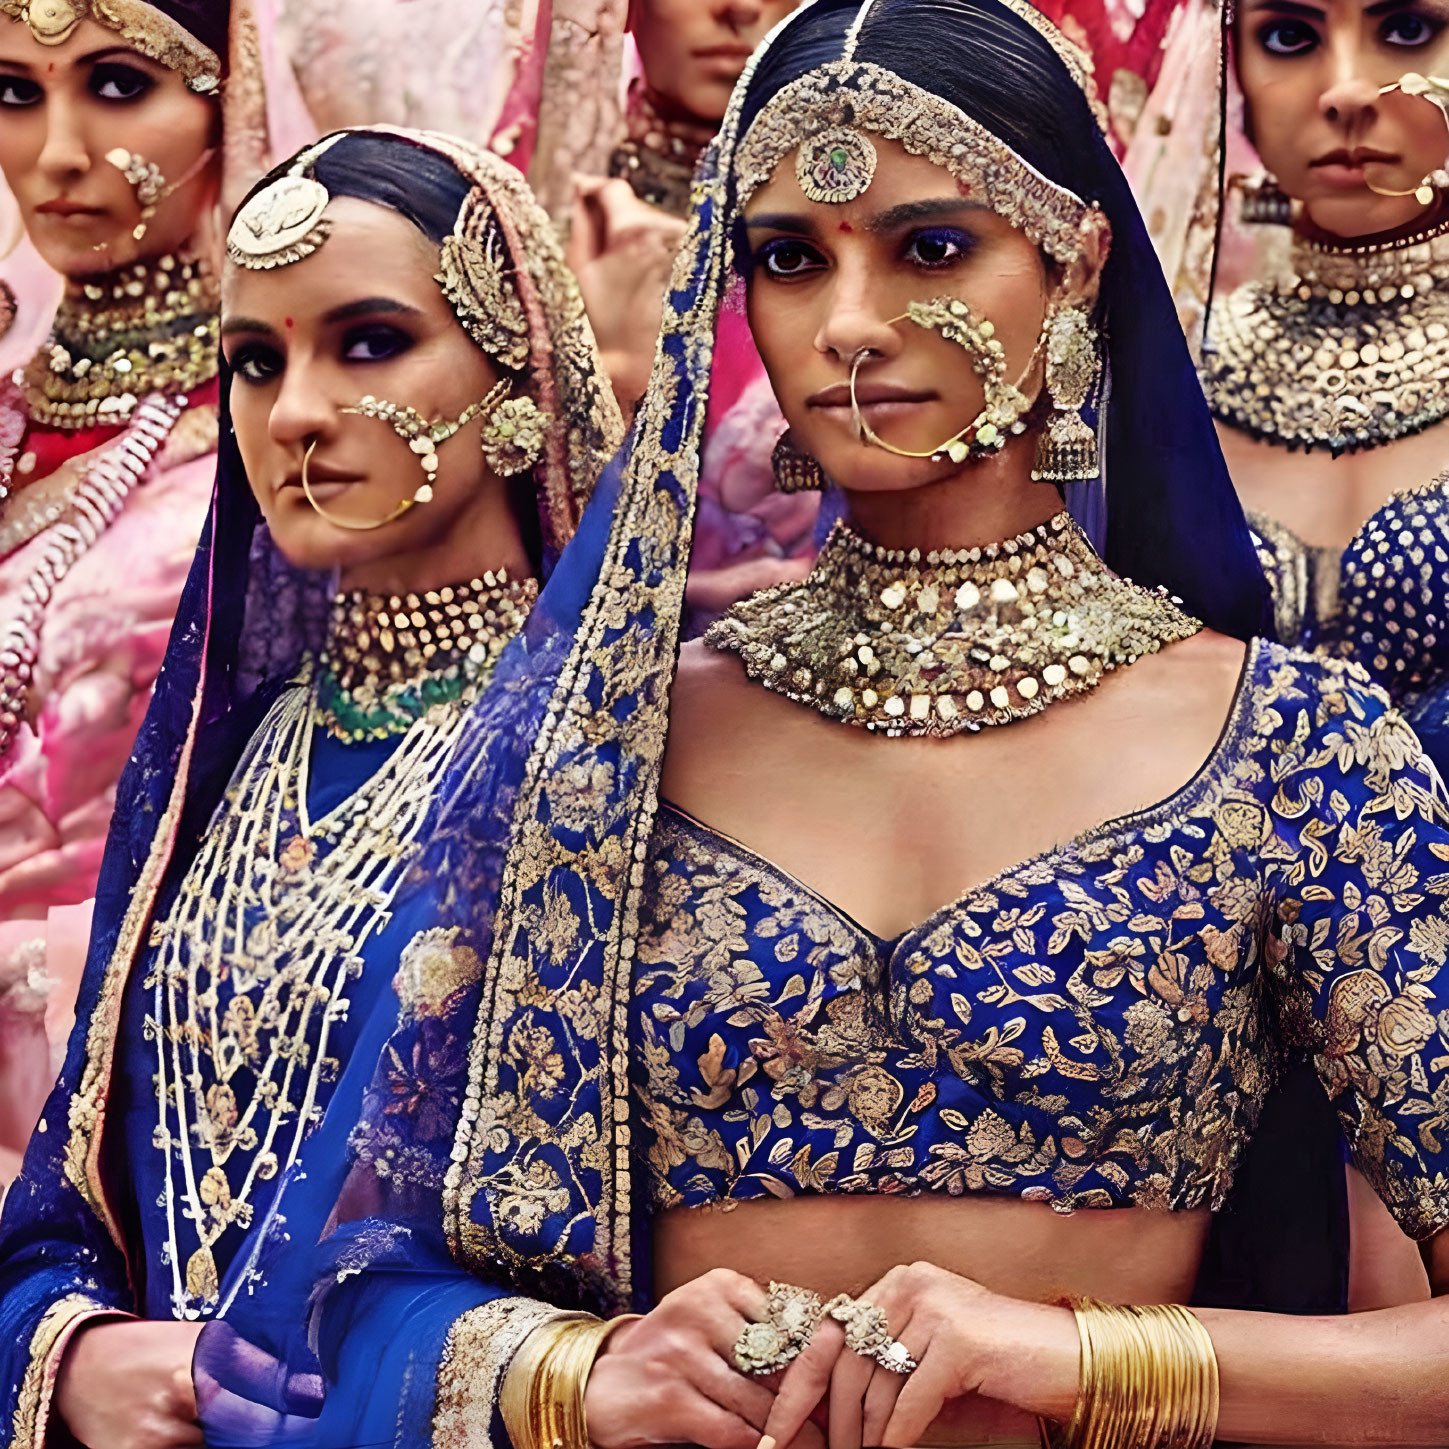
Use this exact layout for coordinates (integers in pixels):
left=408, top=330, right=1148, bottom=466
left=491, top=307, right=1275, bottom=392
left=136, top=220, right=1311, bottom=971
left=656, top=639, right=1263, bottom=948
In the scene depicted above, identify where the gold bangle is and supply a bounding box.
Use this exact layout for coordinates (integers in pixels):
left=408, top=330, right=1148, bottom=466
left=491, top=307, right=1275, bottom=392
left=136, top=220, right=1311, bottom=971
left=1062, top=1300, right=1219, bottom=1449
left=500, top=1314, right=594, bottom=1449
left=501, top=1312, right=643, bottom=1449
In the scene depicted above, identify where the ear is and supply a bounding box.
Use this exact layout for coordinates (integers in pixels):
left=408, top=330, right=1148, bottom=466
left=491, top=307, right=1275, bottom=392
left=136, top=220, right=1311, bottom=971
left=1059, top=206, right=1112, bottom=311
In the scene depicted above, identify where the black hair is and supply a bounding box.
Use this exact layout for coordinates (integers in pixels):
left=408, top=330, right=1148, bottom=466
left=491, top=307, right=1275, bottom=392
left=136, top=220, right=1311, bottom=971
left=736, top=0, right=1111, bottom=209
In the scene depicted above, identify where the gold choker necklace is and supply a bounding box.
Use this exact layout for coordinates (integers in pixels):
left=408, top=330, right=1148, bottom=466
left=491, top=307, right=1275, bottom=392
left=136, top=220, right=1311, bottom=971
left=705, top=513, right=1202, bottom=737
left=1202, top=219, right=1449, bottom=453
left=21, top=253, right=219, bottom=431
left=607, top=86, right=715, bottom=218
left=317, top=569, right=538, bottom=742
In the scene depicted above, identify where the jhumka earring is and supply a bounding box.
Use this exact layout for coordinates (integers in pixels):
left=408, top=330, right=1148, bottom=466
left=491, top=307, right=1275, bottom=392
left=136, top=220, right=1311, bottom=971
left=850, top=297, right=1038, bottom=465
left=479, top=388, right=552, bottom=477
left=771, top=431, right=827, bottom=493
left=1236, top=171, right=1292, bottom=227
left=1031, top=304, right=1101, bottom=483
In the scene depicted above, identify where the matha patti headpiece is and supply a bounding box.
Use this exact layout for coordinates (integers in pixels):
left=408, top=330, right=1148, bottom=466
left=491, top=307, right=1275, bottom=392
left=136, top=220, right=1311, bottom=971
left=735, top=62, right=1092, bottom=264
left=1, top=0, right=221, bottom=92
left=796, top=126, right=878, bottom=204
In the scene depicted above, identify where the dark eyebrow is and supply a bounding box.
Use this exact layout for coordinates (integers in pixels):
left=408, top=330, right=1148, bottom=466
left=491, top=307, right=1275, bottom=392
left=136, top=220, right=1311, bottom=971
left=220, top=315, right=277, bottom=338
left=1244, top=0, right=1325, bottom=15
left=1364, top=0, right=1423, bottom=14
left=322, top=297, right=423, bottom=325
left=743, top=212, right=820, bottom=234
left=865, top=197, right=989, bottom=232
left=0, top=45, right=144, bottom=72
left=744, top=198, right=988, bottom=237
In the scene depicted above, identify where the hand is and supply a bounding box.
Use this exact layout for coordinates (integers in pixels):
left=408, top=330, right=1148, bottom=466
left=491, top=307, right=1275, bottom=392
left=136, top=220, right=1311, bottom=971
left=584, top=1268, right=818, bottom=1449
left=56, top=1318, right=205, bottom=1449
left=568, top=177, right=687, bottom=410
left=761, top=1262, right=1078, bottom=1449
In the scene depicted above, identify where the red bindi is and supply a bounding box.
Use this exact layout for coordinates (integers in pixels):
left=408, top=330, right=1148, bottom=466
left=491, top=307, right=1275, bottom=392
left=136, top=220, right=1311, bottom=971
left=284, top=317, right=294, bottom=329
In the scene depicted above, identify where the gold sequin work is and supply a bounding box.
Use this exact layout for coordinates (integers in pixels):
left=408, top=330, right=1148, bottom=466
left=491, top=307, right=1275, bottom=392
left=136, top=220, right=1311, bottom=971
left=1203, top=220, right=1449, bottom=453
left=705, top=512, right=1202, bottom=735
left=633, top=644, right=1449, bottom=1237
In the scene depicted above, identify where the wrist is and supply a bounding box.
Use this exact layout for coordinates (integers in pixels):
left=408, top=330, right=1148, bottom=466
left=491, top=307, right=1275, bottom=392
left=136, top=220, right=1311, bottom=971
left=975, top=1296, right=1080, bottom=1423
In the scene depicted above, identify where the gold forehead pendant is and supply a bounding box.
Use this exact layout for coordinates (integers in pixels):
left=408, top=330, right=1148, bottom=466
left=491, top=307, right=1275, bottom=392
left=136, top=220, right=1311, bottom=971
left=227, top=173, right=334, bottom=271
left=8, top=0, right=81, bottom=45
left=796, top=127, right=878, bottom=205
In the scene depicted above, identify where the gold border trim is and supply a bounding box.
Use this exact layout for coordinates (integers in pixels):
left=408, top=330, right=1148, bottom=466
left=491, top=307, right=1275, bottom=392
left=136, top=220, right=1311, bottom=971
left=432, top=1298, right=568, bottom=1449
left=8, top=1296, right=115, bottom=1449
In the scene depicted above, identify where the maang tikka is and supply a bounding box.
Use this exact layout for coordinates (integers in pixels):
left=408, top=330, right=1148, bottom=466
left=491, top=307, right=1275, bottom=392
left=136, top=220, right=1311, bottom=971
left=1031, top=304, right=1100, bottom=483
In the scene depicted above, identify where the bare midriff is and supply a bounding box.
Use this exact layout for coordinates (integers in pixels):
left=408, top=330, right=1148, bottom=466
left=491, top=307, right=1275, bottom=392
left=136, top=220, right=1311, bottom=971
left=653, top=1193, right=1213, bottom=1447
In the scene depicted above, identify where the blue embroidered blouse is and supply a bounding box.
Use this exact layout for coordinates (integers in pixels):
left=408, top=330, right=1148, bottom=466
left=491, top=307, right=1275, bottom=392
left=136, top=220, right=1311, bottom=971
left=632, top=641, right=1449, bottom=1238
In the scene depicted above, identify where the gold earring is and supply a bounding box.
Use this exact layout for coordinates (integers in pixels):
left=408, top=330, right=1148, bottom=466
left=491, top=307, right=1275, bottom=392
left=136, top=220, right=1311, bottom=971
left=771, top=431, right=827, bottom=492
left=1031, top=304, right=1101, bottom=483
left=1237, top=171, right=1292, bottom=226
left=480, top=387, right=552, bottom=477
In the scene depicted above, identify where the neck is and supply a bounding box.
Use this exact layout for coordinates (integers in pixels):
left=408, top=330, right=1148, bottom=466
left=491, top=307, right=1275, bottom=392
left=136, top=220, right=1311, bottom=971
left=1299, top=191, right=1449, bottom=247
left=338, top=486, right=535, bottom=596
left=841, top=437, right=1062, bottom=554
left=23, top=251, right=218, bottom=431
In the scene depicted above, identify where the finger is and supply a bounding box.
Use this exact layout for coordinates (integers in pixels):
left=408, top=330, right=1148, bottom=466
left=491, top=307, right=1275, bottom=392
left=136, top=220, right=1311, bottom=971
left=881, top=1347, right=955, bottom=1449
left=827, top=1341, right=875, bottom=1449
left=861, top=1362, right=907, bottom=1447
left=761, top=1320, right=845, bottom=1449
left=674, top=1387, right=763, bottom=1449
left=168, top=1365, right=199, bottom=1418
left=693, top=1352, right=778, bottom=1431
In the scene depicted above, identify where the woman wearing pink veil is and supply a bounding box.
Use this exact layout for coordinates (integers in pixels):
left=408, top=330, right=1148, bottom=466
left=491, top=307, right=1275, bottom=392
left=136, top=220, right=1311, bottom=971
left=0, top=0, right=289, bottom=1192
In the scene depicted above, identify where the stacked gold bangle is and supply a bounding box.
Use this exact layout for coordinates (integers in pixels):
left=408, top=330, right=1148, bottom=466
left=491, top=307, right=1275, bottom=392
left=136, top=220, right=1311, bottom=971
left=1060, top=1300, right=1219, bottom=1449
left=500, top=1312, right=641, bottom=1449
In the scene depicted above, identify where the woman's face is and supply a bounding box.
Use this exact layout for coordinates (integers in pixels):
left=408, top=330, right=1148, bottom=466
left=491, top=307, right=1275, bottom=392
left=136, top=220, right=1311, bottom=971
left=223, top=198, right=508, bottom=577
left=0, top=18, right=218, bottom=276
left=744, top=135, right=1092, bottom=498
left=1236, top=0, right=1449, bottom=235
left=633, top=0, right=802, bottom=123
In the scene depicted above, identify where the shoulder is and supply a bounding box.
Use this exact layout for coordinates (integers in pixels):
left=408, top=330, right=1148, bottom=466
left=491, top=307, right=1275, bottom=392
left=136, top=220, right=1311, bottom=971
left=1249, top=640, right=1443, bottom=806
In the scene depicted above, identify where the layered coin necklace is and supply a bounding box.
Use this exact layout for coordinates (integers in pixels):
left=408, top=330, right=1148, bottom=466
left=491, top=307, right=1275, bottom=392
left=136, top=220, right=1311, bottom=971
left=705, top=512, right=1201, bottom=736
left=1202, top=216, right=1449, bottom=453
left=144, top=576, right=531, bottom=1317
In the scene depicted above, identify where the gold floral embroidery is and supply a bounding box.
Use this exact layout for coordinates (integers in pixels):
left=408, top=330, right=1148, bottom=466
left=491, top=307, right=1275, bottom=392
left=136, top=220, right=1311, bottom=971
left=630, top=646, right=1449, bottom=1238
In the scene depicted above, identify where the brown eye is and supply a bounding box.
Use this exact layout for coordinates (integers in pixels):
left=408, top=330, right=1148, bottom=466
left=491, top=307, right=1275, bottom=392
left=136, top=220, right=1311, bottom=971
left=0, top=75, right=42, bottom=107
left=757, top=239, right=825, bottom=278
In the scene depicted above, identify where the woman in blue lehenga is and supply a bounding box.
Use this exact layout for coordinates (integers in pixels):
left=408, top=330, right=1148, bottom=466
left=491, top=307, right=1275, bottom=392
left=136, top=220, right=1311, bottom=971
left=0, top=123, right=622, bottom=1449
left=8, top=3, right=1449, bottom=1447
